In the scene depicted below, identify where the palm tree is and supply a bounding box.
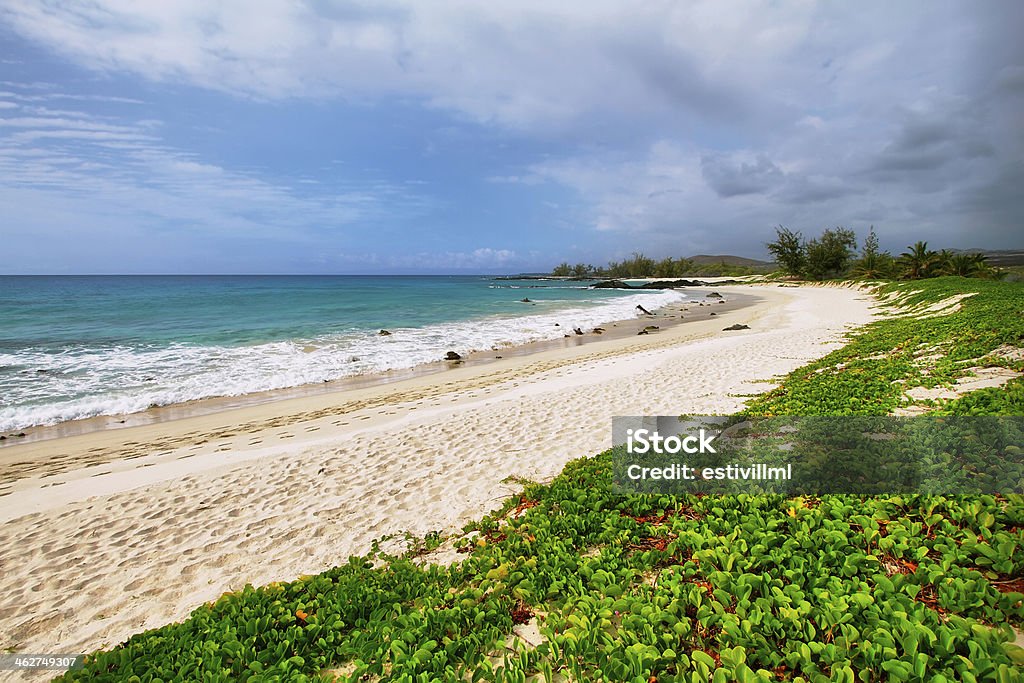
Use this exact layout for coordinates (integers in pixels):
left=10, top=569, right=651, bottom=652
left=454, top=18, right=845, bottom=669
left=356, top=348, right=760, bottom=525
left=942, top=253, right=983, bottom=277
left=897, top=241, right=938, bottom=280
left=851, top=252, right=894, bottom=279
left=966, top=253, right=999, bottom=279
left=937, top=251, right=1001, bottom=279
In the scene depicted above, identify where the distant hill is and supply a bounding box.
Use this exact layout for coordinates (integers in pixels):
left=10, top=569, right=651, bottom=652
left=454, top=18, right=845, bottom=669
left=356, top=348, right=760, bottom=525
left=687, top=254, right=772, bottom=267
left=950, top=249, right=1024, bottom=267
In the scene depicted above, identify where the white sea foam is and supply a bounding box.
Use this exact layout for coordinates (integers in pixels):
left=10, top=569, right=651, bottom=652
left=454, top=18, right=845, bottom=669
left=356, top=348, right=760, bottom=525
left=0, top=289, right=686, bottom=430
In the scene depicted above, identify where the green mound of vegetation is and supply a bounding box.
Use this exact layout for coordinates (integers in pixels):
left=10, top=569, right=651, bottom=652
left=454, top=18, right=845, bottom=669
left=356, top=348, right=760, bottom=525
left=766, top=226, right=1006, bottom=283
left=58, top=279, right=1024, bottom=682
left=746, top=278, right=1024, bottom=417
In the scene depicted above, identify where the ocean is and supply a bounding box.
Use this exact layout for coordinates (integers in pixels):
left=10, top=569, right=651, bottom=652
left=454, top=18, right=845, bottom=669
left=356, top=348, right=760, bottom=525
left=0, top=275, right=686, bottom=430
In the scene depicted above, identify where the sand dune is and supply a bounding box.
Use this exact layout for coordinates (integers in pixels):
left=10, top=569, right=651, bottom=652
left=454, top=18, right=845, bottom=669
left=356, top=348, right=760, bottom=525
left=0, top=284, right=876, bottom=665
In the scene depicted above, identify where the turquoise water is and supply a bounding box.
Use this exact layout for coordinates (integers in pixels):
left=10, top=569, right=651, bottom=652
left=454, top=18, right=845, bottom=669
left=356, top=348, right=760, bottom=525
left=0, top=276, right=686, bottom=429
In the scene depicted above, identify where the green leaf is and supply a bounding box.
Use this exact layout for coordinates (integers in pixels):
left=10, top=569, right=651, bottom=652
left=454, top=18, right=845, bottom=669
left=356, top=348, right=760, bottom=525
left=692, top=651, right=716, bottom=670
left=881, top=660, right=913, bottom=680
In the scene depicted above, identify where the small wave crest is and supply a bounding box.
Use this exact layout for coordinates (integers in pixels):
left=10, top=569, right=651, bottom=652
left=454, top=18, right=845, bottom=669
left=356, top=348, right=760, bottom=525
left=0, top=290, right=685, bottom=430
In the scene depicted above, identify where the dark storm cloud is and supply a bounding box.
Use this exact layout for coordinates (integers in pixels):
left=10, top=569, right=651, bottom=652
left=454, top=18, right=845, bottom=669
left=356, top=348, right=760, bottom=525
left=2, top=0, right=1024, bottom=272
left=611, top=38, right=751, bottom=124
left=956, top=161, right=1024, bottom=244
left=701, top=154, right=784, bottom=198
left=774, top=176, right=863, bottom=203
left=869, top=111, right=995, bottom=176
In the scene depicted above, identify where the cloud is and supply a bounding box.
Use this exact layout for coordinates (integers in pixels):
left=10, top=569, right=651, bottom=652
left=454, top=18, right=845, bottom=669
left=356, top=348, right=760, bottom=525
left=466, top=247, right=515, bottom=265
left=868, top=106, right=995, bottom=177
left=701, top=154, right=784, bottom=198
left=0, top=1, right=836, bottom=131
left=954, top=161, right=1024, bottom=246
left=775, top=175, right=862, bottom=203
left=330, top=247, right=519, bottom=272
left=2, top=1, right=1022, bottom=266
left=0, top=81, right=437, bottom=271
left=409, top=247, right=517, bottom=270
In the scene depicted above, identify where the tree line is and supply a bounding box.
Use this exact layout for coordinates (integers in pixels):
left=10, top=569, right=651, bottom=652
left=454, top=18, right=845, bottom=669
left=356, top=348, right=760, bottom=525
left=550, top=255, right=765, bottom=279
left=549, top=227, right=1000, bottom=281
left=767, top=226, right=1001, bottom=281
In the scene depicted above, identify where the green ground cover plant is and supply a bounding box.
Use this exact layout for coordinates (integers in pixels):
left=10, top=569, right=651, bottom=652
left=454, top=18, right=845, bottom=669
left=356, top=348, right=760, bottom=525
left=613, top=416, right=1024, bottom=496
left=58, top=278, right=1024, bottom=682
left=746, top=278, right=1024, bottom=417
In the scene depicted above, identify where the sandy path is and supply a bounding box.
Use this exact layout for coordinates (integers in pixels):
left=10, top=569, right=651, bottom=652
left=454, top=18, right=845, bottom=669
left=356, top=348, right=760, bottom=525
left=0, top=284, right=875, bottom=664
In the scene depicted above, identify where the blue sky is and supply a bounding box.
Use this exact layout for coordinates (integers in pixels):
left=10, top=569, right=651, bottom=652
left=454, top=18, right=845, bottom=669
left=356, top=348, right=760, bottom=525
left=0, top=1, right=1022, bottom=274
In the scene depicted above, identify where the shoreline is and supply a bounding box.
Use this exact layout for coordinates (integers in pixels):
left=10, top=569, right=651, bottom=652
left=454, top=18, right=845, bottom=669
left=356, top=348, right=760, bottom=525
left=0, top=290, right=756, bottom=493
left=0, top=283, right=877, bottom=663
left=0, top=287, right=751, bottom=448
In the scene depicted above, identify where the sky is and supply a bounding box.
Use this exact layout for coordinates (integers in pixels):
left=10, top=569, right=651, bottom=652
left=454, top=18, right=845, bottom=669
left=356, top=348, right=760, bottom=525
left=0, top=1, right=1021, bottom=274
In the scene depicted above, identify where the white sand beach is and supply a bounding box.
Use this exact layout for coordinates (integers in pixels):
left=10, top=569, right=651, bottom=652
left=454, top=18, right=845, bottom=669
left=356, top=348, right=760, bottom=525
left=0, top=284, right=876, bottom=663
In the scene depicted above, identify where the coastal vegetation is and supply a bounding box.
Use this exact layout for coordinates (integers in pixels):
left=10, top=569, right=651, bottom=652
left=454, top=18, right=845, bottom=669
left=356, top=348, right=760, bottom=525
left=550, top=227, right=1006, bottom=284
left=551, top=255, right=770, bottom=279
left=767, top=227, right=1004, bottom=283
left=746, top=277, right=1024, bottom=418
left=58, top=278, right=1024, bottom=682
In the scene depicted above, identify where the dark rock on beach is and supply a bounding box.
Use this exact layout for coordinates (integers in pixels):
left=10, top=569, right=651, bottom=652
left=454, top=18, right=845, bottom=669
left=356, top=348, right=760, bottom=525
left=639, top=279, right=705, bottom=288
left=573, top=327, right=584, bottom=335
left=445, top=351, right=462, bottom=360
left=592, top=278, right=746, bottom=289
left=722, top=324, right=750, bottom=331
left=591, top=279, right=633, bottom=289
left=378, top=329, right=391, bottom=336
left=706, top=292, right=723, bottom=298
left=520, top=298, right=531, bottom=302
left=635, top=304, right=653, bottom=315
